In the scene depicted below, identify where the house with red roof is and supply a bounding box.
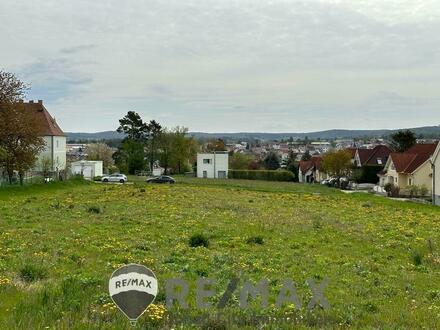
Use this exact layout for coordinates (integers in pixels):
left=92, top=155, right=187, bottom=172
left=21, top=100, right=67, bottom=173
left=379, top=143, right=438, bottom=193
left=344, top=145, right=392, bottom=183
left=353, top=145, right=392, bottom=168
left=298, top=156, right=327, bottom=183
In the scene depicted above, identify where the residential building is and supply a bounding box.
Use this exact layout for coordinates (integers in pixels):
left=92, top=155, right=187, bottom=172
left=71, top=160, right=103, bottom=179
left=353, top=145, right=392, bottom=168
left=197, top=152, right=229, bottom=179
left=298, top=156, right=327, bottom=183
left=431, top=143, right=440, bottom=206
left=379, top=143, right=438, bottom=192
left=25, top=100, right=67, bottom=173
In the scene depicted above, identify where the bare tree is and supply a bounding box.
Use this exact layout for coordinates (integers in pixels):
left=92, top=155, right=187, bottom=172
left=86, top=143, right=115, bottom=172
left=39, top=156, right=52, bottom=179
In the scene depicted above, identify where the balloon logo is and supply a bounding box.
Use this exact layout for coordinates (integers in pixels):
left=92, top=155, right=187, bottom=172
left=109, top=264, right=158, bottom=326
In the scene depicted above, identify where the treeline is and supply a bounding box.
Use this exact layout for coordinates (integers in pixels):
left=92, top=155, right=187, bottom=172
left=112, top=111, right=197, bottom=174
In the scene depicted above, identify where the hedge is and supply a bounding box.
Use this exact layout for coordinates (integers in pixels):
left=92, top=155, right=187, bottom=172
left=228, top=170, right=295, bottom=182
left=353, top=165, right=383, bottom=184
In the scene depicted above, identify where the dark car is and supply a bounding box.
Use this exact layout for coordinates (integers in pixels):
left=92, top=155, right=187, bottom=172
left=146, top=175, right=176, bottom=184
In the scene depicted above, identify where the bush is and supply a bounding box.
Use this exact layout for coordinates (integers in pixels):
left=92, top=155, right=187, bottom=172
left=384, top=183, right=400, bottom=197
left=246, top=236, right=264, bottom=245
left=87, top=205, right=101, bottom=214
left=228, top=170, right=295, bottom=182
left=409, top=185, right=420, bottom=198
left=189, top=233, right=210, bottom=248
left=412, top=251, right=423, bottom=266
left=420, top=185, right=429, bottom=197
left=93, top=176, right=102, bottom=181
left=354, top=165, right=382, bottom=184
left=19, top=264, right=47, bottom=283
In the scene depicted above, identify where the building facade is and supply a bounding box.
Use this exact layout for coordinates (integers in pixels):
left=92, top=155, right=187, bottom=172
left=71, top=160, right=103, bottom=179
left=379, top=143, right=437, bottom=194
left=432, top=144, right=440, bottom=206
left=197, top=152, right=229, bottom=179
left=25, top=100, right=67, bottom=173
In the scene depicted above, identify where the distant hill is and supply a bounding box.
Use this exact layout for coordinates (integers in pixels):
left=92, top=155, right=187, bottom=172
left=66, top=126, right=440, bottom=142
left=66, top=131, right=124, bottom=141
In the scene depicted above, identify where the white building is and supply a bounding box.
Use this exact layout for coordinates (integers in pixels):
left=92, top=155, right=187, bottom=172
left=71, top=160, right=103, bottom=179
left=23, top=100, right=67, bottom=173
left=197, top=152, right=229, bottom=179
left=432, top=143, right=440, bottom=206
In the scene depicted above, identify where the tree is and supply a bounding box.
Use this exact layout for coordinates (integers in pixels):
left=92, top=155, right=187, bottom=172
left=39, top=156, right=52, bottom=178
left=0, top=146, right=6, bottom=160
left=0, top=71, right=45, bottom=185
left=301, top=150, right=312, bottom=161
left=86, top=143, right=115, bottom=172
left=158, top=129, right=173, bottom=174
left=146, top=120, right=162, bottom=171
left=230, top=153, right=254, bottom=170
left=390, top=130, right=416, bottom=152
left=170, top=127, right=198, bottom=174
left=115, top=111, right=149, bottom=174
left=116, top=111, right=149, bottom=141
left=285, top=150, right=299, bottom=181
left=263, top=152, right=280, bottom=170
left=322, top=150, right=352, bottom=183
left=205, top=139, right=226, bottom=152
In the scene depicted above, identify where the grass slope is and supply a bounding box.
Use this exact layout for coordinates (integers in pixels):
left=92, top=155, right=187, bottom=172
left=1, top=178, right=440, bottom=329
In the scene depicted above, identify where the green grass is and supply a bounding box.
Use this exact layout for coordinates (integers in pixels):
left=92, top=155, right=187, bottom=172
left=1, top=178, right=440, bottom=328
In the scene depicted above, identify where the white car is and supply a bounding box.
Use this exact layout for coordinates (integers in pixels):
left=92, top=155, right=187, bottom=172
left=101, top=174, right=127, bottom=183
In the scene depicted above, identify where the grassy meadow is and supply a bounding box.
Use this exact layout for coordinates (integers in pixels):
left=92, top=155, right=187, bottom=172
left=1, top=177, right=440, bottom=329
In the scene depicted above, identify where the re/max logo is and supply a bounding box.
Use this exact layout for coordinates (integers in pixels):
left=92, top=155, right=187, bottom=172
left=115, top=278, right=153, bottom=289
left=164, top=277, right=330, bottom=310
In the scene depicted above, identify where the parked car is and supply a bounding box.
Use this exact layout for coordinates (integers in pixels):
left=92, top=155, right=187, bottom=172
left=146, top=175, right=176, bottom=184
left=101, top=174, right=127, bottom=183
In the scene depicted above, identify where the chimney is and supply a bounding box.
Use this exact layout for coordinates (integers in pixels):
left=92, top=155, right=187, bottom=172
left=38, top=100, right=43, bottom=104
left=29, top=100, right=34, bottom=104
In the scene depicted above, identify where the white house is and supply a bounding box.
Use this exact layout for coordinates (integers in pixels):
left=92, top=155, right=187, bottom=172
left=197, top=152, right=229, bottom=179
left=71, top=160, right=103, bottom=179
left=23, top=100, right=67, bottom=173
left=432, top=143, right=440, bottom=206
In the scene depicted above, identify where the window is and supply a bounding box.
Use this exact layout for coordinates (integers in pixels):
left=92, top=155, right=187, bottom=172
left=390, top=163, right=395, bottom=170
left=203, top=159, right=211, bottom=164
left=377, top=158, right=382, bottom=165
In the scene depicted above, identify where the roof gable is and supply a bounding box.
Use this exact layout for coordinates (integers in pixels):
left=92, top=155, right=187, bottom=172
left=389, top=143, right=438, bottom=174
left=19, top=101, right=65, bottom=137
left=299, top=156, right=322, bottom=173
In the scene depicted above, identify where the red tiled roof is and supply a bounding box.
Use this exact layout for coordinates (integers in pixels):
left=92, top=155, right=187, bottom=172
left=311, top=156, right=323, bottom=170
left=357, top=149, right=372, bottom=165
left=406, top=143, right=438, bottom=155
left=389, top=143, right=437, bottom=174
left=19, top=101, right=65, bottom=136
left=299, top=156, right=322, bottom=173
left=299, top=160, right=313, bottom=173
left=364, top=145, right=392, bottom=166
left=354, top=145, right=392, bottom=166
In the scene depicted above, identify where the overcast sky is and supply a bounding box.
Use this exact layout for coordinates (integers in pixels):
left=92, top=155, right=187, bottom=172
left=1, top=0, right=440, bottom=133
